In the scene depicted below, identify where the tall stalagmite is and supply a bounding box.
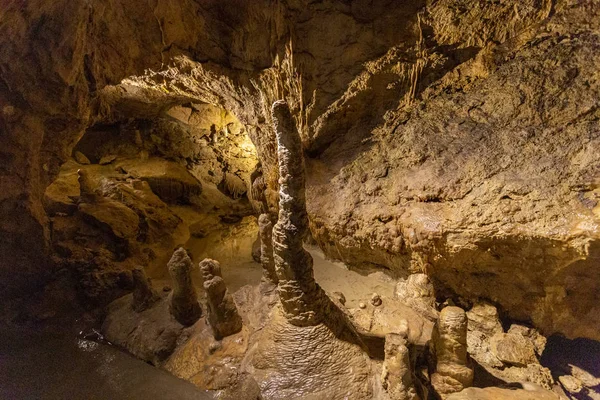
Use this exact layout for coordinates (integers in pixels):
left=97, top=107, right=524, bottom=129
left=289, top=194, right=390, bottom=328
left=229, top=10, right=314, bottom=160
left=271, top=100, right=322, bottom=326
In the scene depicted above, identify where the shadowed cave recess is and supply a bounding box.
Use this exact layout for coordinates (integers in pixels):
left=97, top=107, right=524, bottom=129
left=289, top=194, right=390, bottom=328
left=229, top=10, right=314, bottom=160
left=0, top=1, right=599, bottom=399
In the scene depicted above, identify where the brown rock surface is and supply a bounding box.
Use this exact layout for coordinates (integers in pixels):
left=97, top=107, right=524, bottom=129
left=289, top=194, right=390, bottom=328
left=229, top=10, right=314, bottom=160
left=445, top=385, right=561, bottom=400
left=131, top=267, right=160, bottom=313
left=199, top=258, right=243, bottom=340
left=490, top=332, right=538, bottom=367
left=118, top=158, right=202, bottom=204
left=167, top=248, right=202, bottom=326
left=102, top=294, right=184, bottom=366
left=431, top=306, right=474, bottom=399
left=0, top=5, right=599, bottom=400
left=382, top=332, right=419, bottom=400
left=0, top=0, right=598, bottom=344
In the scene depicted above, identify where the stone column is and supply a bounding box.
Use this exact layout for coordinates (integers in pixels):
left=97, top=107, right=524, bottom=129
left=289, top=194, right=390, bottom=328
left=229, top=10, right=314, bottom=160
left=131, top=266, right=160, bottom=312
left=271, top=100, right=322, bottom=326
left=167, top=247, right=202, bottom=326
left=431, top=306, right=474, bottom=399
left=199, top=258, right=243, bottom=339
left=382, top=330, right=420, bottom=400
left=258, top=213, right=278, bottom=285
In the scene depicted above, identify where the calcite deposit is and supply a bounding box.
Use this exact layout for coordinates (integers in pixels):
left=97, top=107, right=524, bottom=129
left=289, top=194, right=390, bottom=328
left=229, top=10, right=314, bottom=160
left=271, top=100, right=325, bottom=326
left=382, top=332, right=419, bottom=400
left=198, top=258, right=242, bottom=339
left=167, top=248, right=202, bottom=327
left=1, top=0, right=599, bottom=399
left=431, top=307, right=474, bottom=398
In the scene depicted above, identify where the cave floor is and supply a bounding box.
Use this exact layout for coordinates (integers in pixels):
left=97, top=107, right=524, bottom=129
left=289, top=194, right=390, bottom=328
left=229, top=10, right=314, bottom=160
left=0, top=326, right=213, bottom=400
left=147, top=215, right=396, bottom=308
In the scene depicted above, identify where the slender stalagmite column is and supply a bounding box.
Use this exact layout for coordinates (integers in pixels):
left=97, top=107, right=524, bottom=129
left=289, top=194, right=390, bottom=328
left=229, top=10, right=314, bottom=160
left=258, top=213, right=278, bottom=285
left=431, top=306, right=473, bottom=399
left=199, top=258, right=243, bottom=339
left=271, top=100, right=322, bottom=326
left=252, top=162, right=278, bottom=286
left=131, top=267, right=160, bottom=312
left=167, top=248, right=202, bottom=326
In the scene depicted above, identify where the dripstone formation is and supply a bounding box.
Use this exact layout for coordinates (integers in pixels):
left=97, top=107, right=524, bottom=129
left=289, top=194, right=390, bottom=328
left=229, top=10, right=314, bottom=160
left=382, top=331, right=419, bottom=400
left=271, top=100, right=324, bottom=326
left=431, top=306, right=473, bottom=399
left=199, top=258, right=243, bottom=339
left=167, top=248, right=202, bottom=326
left=131, top=267, right=160, bottom=312
left=258, top=214, right=278, bottom=286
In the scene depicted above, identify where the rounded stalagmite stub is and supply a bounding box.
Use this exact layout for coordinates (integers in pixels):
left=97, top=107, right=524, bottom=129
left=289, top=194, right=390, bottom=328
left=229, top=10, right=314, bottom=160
left=167, top=247, right=202, bottom=326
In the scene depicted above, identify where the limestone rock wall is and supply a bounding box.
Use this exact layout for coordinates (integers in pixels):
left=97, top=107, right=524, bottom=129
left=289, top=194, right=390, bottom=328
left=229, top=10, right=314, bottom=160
left=0, top=0, right=599, bottom=342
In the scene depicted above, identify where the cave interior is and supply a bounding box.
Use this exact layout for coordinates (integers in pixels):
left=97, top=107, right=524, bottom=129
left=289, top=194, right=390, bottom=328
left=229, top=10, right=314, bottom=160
left=0, top=1, right=599, bottom=399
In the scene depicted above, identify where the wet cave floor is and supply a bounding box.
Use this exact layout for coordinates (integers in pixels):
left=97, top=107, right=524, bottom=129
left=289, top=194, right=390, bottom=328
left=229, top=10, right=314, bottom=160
left=0, top=216, right=396, bottom=399
left=2, top=215, right=598, bottom=399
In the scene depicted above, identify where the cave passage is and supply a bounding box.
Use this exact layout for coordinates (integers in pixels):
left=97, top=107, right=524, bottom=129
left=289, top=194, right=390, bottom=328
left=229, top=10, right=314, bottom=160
left=1, top=1, right=599, bottom=399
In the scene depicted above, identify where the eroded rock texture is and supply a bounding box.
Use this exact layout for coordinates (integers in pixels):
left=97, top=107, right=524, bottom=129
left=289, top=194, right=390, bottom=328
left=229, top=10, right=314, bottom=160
left=167, top=248, right=201, bottom=327
left=271, top=100, right=324, bottom=326
left=199, top=258, right=242, bottom=340
left=0, top=0, right=598, bottom=356
left=431, top=306, right=473, bottom=399
left=382, top=332, right=419, bottom=400
left=258, top=213, right=278, bottom=286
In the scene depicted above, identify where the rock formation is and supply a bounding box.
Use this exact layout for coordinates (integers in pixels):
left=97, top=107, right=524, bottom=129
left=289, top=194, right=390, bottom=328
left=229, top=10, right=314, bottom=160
left=167, top=248, right=202, bottom=326
left=131, top=267, right=160, bottom=312
left=271, top=100, right=324, bottom=326
left=198, top=258, right=242, bottom=339
left=77, top=169, right=97, bottom=203
left=466, top=302, right=554, bottom=389
left=431, top=306, right=473, bottom=399
left=395, top=274, right=437, bottom=321
left=382, top=332, right=419, bottom=400
left=251, top=161, right=278, bottom=286
left=258, top=214, right=278, bottom=286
